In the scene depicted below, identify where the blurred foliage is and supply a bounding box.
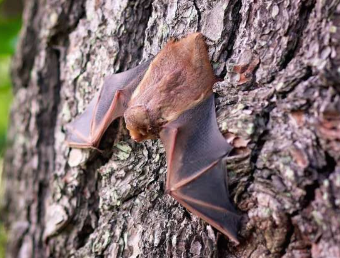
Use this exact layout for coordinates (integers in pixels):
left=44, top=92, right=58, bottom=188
left=0, top=18, right=21, bottom=55
left=0, top=223, right=5, bottom=258
left=0, top=56, right=12, bottom=154
left=0, top=4, right=22, bottom=257
left=0, top=17, right=21, bottom=154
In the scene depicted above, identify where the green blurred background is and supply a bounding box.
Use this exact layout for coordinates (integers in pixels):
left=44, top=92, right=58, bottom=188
left=0, top=0, right=22, bottom=256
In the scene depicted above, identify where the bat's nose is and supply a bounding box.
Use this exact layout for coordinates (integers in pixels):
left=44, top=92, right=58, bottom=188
left=129, top=129, right=143, bottom=142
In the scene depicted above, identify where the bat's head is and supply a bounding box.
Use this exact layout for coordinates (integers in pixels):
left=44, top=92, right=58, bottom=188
left=124, top=105, right=159, bottom=142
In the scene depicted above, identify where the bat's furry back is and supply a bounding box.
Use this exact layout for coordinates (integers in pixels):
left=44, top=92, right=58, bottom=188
left=125, top=33, right=217, bottom=141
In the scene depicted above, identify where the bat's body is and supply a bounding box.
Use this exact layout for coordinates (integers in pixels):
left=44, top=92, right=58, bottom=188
left=66, top=33, right=240, bottom=243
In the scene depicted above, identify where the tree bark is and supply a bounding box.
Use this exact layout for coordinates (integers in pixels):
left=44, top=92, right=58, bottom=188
left=3, top=0, right=340, bottom=257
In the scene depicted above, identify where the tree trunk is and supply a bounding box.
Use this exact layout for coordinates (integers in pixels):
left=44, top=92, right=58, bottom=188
left=3, top=0, right=340, bottom=257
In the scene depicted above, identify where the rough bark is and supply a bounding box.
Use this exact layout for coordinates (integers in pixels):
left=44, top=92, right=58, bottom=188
left=3, top=0, right=340, bottom=257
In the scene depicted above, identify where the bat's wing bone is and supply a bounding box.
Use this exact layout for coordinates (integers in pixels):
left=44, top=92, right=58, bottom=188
left=160, top=94, right=240, bottom=243
left=65, top=61, right=151, bottom=149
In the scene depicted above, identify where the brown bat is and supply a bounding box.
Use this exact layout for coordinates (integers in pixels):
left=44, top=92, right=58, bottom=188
left=65, top=33, right=241, bottom=243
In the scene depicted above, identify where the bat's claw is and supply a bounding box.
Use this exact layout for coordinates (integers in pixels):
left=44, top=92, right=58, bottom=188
left=91, top=146, right=104, bottom=153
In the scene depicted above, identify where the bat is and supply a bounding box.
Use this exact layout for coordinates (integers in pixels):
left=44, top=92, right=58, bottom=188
left=65, top=33, right=241, bottom=243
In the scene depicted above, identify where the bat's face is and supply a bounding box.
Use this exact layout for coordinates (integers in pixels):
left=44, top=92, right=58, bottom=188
left=124, top=105, right=154, bottom=142
left=124, top=33, right=217, bottom=142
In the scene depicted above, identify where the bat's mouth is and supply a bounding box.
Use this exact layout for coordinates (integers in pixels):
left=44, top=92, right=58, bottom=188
left=127, top=125, right=160, bottom=142
left=129, top=129, right=148, bottom=142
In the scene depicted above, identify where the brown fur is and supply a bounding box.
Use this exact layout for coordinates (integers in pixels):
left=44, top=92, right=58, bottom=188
left=125, top=33, right=217, bottom=141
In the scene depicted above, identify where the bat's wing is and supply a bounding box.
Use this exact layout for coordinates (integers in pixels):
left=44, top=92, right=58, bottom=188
left=160, top=94, right=240, bottom=243
left=65, top=61, right=151, bottom=148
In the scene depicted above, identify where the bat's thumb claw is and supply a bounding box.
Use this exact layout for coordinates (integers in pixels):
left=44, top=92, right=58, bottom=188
left=94, top=147, right=104, bottom=154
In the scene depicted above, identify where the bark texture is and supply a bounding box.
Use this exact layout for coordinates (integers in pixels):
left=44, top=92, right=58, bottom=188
left=3, top=0, right=340, bottom=257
